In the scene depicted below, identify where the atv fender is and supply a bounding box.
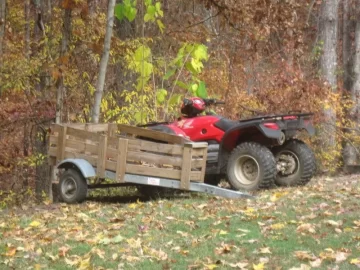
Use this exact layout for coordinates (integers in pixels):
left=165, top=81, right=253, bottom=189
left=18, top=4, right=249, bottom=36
left=216, top=122, right=282, bottom=173
left=220, top=122, right=282, bottom=152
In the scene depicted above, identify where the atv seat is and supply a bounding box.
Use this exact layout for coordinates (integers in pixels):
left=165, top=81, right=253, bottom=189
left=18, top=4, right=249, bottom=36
left=214, top=118, right=237, bottom=132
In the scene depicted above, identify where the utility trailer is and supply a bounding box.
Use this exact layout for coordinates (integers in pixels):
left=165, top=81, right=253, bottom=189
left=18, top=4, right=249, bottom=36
left=48, top=123, right=252, bottom=203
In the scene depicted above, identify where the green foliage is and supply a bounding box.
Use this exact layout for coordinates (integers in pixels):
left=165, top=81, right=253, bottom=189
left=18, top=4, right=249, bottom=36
left=114, top=0, right=137, bottom=22
left=144, top=0, right=164, bottom=33
left=156, top=88, right=167, bottom=104
left=115, top=0, right=165, bottom=32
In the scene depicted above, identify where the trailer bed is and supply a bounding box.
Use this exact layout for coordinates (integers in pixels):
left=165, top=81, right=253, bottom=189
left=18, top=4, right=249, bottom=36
left=48, top=123, right=252, bottom=201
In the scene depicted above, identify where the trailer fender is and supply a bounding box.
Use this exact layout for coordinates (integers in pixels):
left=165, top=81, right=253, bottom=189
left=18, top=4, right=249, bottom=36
left=57, top=159, right=96, bottom=178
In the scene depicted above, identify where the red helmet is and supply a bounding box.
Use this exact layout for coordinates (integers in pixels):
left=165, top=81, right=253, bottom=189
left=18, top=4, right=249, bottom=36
left=181, top=97, right=205, bottom=117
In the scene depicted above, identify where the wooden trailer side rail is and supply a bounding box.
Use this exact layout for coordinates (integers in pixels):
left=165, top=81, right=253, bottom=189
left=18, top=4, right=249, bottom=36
left=49, top=123, right=208, bottom=190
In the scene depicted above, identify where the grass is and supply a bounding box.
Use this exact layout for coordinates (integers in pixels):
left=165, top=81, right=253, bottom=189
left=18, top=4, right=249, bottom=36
left=1, top=178, right=360, bottom=269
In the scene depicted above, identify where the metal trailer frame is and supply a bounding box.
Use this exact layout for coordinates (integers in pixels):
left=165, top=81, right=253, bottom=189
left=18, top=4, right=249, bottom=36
left=49, top=123, right=253, bottom=202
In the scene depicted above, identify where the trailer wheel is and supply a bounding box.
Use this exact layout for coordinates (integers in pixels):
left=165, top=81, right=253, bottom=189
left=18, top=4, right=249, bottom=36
left=227, top=142, right=276, bottom=191
left=59, top=168, right=88, bottom=203
left=273, top=139, right=316, bottom=186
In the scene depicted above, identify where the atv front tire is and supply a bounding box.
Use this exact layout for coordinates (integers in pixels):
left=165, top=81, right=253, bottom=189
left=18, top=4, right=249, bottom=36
left=227, top=142, right=276, bottom=191
left=272, top=139, right=316, bottom=186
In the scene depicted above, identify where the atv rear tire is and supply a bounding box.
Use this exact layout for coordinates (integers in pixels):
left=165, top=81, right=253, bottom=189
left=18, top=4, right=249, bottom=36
left=227, top=142, right=276, bottom=191
left=272, top=139, right=316, bottom=186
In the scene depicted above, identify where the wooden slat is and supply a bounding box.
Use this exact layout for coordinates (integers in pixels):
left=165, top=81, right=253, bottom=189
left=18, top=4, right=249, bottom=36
left=180, top=143, right=193, bottom=190
left=64, top=151, right=97, bottom=166
left=116, top=138, right=128, bottom=183
left=49, top=147, right=57, bottom=157
left=190, top=171, right=202, bottom=181
left=51, top=124, right=61, bottom=133
left=85, top=123, right=109, bottom=132
left=57, top=125, right=67, bottom=162
left=127, top=150, right=182, bottom=166
left=127, top=164, right=181, bottom=179
left=66, top=123, right=87, bottom=129
left=97, top=135, right=107, bottom=178
left=108, top=123, right=117, bottom=137
left=66, top=126, right=100, bottom=143
left=191, top=158, right=205, bottom=168
left=118, top=124, right=187, bottom=145
left=50, top=135, right=58, bottom=146
left=108, top=136, right=183, bottom=155
left=65, top=139, right=98, bottom=155
left=192, top=148, right=206, bottom=157
left=199, top=148, right=207, bottom=183
left=188, top=142, right=208, bottom=149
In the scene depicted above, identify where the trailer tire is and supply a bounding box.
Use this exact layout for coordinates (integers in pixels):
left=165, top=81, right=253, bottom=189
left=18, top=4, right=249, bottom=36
left=227, top=142, right=276, bottom=191
left=59, top=168, right=88, bottom=204
left=272, top=139, right=316, bottom=186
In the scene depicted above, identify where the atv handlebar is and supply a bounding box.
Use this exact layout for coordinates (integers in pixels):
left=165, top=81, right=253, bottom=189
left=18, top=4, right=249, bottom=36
left=203, top=98, right=225, bottom=106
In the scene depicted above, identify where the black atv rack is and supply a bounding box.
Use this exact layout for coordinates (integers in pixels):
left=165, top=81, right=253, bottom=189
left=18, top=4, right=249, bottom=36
left=238, top=113, right=314, bottom=123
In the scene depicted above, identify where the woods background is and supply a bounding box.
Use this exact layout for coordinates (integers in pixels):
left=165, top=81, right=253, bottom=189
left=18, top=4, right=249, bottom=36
left=0, top=0, right=360, bottom=198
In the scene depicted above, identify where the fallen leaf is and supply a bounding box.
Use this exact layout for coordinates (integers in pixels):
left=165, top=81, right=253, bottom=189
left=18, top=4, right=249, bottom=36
left=58, top=246, right=70, bottom=257
left=335, top=252, right=349, bottom=263
left=294, top=251, right=315, bottom=261
left=354, top=220, right=360, bottom=227
left=270, top=223, right=285, bottom=230
left=204, top=264, right=218, bottom=270
left=112, top=234, right=124, bottom=243
left=289, top=264, right=311, bottom=270
left=78, top=256, right=91, bottom=270
left=270, top=191, right=287, bottom=202
left=197, top=203, right=208, bottom=209
left=65, top=257, right=79, bottom=266
left=253, top=262, right=264, bottom=270
left=29, top=220, right=41, bottom=227
left=324, top=220, right=342, bottom=228
left=309, top=258, right=322, bottom=268
left=350, top=258, right=360, bottom=265
left=4, top=247, right=16, bottom=257
left=296, top=223, right=316, bottom=234
left=219, top=230, right=228, bottom=235
left=259, top=247, right=271, bottom=254
left=228, top=262, right=249, bottom=269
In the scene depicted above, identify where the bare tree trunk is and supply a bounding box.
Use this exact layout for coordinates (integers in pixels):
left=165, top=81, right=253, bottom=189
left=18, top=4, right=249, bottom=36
left=0, top=0, right=5, bottom=65
left=343, top=0, right=358, bottom=166
left=25, top=0, right=30, bottom=59
left=352, top=2, right=360, bottom=118
left=92, top=0, right=116, bottom=123
left=320, top=0, right=339, bottom=150
left=343, top=0, right=353, bottom=91
left=56, top=9, right=72, bottom=124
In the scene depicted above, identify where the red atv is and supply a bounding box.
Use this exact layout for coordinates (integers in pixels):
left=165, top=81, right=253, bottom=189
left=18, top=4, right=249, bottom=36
left=144, top=97, right=316, bottom=191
